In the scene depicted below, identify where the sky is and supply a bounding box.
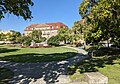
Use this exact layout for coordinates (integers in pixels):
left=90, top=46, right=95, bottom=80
left=0, top=0, right=82, bottom=33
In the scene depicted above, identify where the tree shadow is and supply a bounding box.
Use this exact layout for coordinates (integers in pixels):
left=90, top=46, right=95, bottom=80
left=68, top=47, right=120, bottom=75
left=0, top=68, right=14, bottom=83
left=0, top=48, right=19, bottom=53
left=0, top=52, right=88, bottom=84
left=0, top=52, right=77, bottom=62
left=87, top=47, right=120, bottom=56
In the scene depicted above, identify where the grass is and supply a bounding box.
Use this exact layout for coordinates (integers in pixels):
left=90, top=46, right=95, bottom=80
left=0, top=68, right=14, bottom=84
left=98, top=64, right=120, bottom=84
left=68, top=46, right=120, bottom=84
left=0, top=45, right=77, bottom=62
left=69, top=68, right=85, bottom=81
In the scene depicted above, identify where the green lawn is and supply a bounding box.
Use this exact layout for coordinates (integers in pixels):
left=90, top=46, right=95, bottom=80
left=98, top=64, right=120, bottom=84
left=0, top=68, right=14, bottom=84
left=68, top=46, right=120, bottom=84
left=0, top=45, right=77, bottom=62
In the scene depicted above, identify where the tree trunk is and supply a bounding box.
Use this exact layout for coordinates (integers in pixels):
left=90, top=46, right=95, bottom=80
left=107, top=40, right=110, bottom=48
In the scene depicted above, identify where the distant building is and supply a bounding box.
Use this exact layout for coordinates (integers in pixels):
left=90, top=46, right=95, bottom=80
left=0, top=30, right=17, bottom=44
left=0, top=30, right=16, bottom=35
left=24, top=22, right=68, bottom=38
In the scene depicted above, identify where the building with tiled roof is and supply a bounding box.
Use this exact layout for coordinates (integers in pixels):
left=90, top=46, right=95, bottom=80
left=24, top=22, right=68, bottom=38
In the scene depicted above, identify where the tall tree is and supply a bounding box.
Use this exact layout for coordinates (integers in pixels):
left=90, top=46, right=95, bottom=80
left=0, top=0, right=34, bottom=20
left=72, top=21, right=84, bottom=44
left=58, top=27, right=69, bottom=44
left=79, top=0, right=120, bottom=45
left=30, top=30, right=42, bottom=41
left=72, top=21, right=83, bottom=34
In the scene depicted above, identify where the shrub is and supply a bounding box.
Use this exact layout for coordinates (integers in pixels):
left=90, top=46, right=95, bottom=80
left=34, top=37, right=46, bottom=43
left=47, top=36, right=60, bottom=46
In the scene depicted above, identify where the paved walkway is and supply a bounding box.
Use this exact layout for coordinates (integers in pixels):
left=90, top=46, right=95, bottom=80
left=0, top=46, right=88, bottom=84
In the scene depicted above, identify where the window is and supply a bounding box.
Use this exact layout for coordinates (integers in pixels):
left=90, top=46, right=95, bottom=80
left=47, top=32, right=50, bottom=35
left=56, top=26, right=58, bottom=28
left=52, top=26, right=54, bottom=29
left=43, top=33, right=46, bottom=35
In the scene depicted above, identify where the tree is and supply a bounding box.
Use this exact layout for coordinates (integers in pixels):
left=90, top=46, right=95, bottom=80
left=11, top=32, right=21, bottom=43
left=30, top=30, right=46, bottom=43
left=79, top=0, right=120, bottom=45
left=19, top=35, right=32, bottom=46
left=6, top=32, right=12, bottom=41
left=0, top=33, right=5, bottom=41
left=4, top=32, right=21, bottom=43
left=72, top=21, right=84, bottom=45
left=72, top=21, right=83, bottom=34
left=0, top=0, right=34, bottom=20
left=47, top=35, right=60, bottom=46
left=30, top=30, right=42, bottom=41
left=58, top=27, right=70, bottom=44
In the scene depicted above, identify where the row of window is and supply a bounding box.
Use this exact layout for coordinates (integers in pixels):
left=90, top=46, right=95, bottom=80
left=51, top=26, right=66, bottom=29
left=52, top=26, right=58, bottom=29
left=43, top=32, right=55, bottom=35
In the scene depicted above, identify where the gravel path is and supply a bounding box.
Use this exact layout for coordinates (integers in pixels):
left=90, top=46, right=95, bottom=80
left=0, top=46, right=88, bottom=84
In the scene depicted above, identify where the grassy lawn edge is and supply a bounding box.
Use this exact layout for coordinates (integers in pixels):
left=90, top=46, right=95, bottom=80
left=0, top=45, right=78, bottom=62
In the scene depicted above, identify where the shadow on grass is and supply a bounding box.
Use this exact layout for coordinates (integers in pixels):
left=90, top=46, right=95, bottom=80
left=0, top=51, right=88, bottom=84
left=0, top=48, right=19, bottom=53
left=0, top=52, right=77, bottom=62
left=86, top=47, right=120, bottom=56
left=68, top=47, right=120, bottom=74
left=0, top=68, right=14, bottom=84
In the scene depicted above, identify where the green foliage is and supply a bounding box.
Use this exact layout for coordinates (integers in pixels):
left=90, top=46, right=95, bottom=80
left=35, top=37, right=46, bottom=43
left=72, top=21, right=83, bottom=34
left=31, top=30, right=42, bottom=40
left=71, top=21, right=84, bottom=45
left=79, top=0, right=120, bottom=44
left=0, top=33, right=5, bottom=41
left=58, top=27, right=70, bottom=43
left=20, top=36, right=32, bottom=46
left=9, top=32, right=21, bottom=42
left=47, top=35, right=60, bottom=46
left=0, top=31, right=21, bottom=43
left=30, top=29, right=46, bottom=43
left=0, top=0, right=34, bottom=20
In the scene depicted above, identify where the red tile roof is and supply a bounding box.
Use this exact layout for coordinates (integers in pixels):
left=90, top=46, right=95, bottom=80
left=24, top=22, right=68, bottom=31
left=25, top=24, right=39, bottom=31
left=36, top=24, right=49, bottom=28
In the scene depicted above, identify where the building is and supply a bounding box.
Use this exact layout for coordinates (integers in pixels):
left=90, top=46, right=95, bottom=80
left=0, top=30, right=17, bottom=44
left=0, top=30, right=16, bottom=35
left=24, top=22, right=68, bottom=38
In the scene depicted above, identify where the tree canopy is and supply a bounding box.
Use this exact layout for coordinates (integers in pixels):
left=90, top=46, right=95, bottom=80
left=58, top=27, right=70, bottom=43
left=79, top=0, right=120, bottom=45
left=0, top=0, right=34, bottom=20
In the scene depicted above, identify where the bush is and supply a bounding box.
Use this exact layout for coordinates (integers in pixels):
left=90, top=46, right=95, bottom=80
left=47, top=36, right=60, bottom=46
left=19, top=36, right=32, bottom=46
left=87, top=46, right=120, bottom=56
left=75, top=42, right=83, bottom=47
left=95, top=47, right=120, bottom=56
left=34, top=37, right=46, bottom=43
